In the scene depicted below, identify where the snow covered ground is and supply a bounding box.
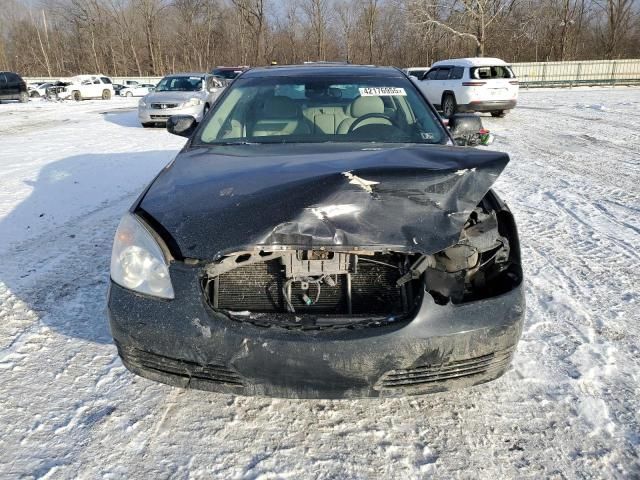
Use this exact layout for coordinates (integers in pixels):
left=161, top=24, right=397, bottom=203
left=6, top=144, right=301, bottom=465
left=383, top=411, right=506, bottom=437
left=0, top=89, right=638, bottom=479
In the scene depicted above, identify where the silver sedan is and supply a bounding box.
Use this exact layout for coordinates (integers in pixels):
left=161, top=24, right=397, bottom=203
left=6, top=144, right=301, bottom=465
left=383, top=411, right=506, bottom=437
left=138, top=73, right=223, bottom=127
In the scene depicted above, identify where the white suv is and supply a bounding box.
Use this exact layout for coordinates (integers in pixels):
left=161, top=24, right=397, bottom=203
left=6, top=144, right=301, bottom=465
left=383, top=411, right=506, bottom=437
left=55, top=75, right=114, bottom=101
left=416, top=58, right=518, bottom=118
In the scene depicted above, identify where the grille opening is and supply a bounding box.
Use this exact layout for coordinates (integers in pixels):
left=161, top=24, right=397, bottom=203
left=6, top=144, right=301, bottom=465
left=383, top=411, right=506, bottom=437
left=376, top=347, right=515, bottom=390
left=202, top=251, right=423, bottom=329
left=119, top=345, right=244, bottom=386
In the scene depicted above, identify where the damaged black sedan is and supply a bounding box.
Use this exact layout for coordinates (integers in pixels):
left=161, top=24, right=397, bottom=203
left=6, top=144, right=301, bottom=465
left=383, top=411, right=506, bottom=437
left=108, top=64, right=524, bottom=398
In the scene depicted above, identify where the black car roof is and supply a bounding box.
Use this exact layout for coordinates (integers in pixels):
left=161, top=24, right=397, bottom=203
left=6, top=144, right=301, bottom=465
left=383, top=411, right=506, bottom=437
left=241, top=64, right=405, bottom=79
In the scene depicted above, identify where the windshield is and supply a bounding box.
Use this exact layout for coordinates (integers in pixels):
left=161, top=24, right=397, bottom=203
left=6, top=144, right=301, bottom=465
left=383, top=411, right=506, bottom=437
left=197, top=75, right=446, bottom=145
left=156, top=75, right=204, bottom=92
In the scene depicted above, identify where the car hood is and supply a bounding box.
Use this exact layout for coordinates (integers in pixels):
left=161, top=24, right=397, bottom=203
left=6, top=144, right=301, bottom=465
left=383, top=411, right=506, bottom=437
left=138, top=143, right=509, bottom=260
left=143, top=91, right=204, bottom=104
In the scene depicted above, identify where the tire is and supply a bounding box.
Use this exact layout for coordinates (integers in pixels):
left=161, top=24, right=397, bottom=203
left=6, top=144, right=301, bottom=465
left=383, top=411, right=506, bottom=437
left=125, top=91, right=133, bottom=97
left=19, top=92, right=29, bottom=103
left=491, top=110, right=506, bottom=118
left=73, top=90, right=82, bottom=101
left=141, top=123, right=154, bottom=128
left=442, top=93, right=457, bottom=118
left=102, top=89, right=112, bottom=100
left=30, top=91, right=40, bottom=98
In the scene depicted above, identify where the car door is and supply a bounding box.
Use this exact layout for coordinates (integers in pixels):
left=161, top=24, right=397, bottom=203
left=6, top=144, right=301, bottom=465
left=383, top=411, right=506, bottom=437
left=5, top=73, right=20, bottom=97
left=205, top=75, right=221, bottom=103
left=0, top=73, right=8, bottom=98
left=434, top=66, right=452, bottom=105
left=418, top=68, right=440, bottom=105
left=91, top=76, right=103, bottom=97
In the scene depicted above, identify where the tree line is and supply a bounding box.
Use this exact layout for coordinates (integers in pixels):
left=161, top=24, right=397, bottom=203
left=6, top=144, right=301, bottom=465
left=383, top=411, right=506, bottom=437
left=0, top=0, right=638, bottom=77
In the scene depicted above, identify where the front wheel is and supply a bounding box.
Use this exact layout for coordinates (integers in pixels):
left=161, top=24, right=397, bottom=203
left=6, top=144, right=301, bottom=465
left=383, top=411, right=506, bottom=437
left=73, top=90, right=82, bottom=101
left=491, top=110, right=506, bottom=118
left=442, top=94, right=457, bottom=118
left=125, top=91, right=133, bottom=97
left=102, top=89, right=112, bottom=100
left=19, top=92, right=29, bottom=103
left=30, top=91, right=40, bottom=98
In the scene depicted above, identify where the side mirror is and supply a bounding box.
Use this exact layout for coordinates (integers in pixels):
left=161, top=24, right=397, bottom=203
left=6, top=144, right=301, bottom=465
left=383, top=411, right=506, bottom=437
left=167, top=115, right=197, bottom=138
left=448, top=114, right=493, bottom=146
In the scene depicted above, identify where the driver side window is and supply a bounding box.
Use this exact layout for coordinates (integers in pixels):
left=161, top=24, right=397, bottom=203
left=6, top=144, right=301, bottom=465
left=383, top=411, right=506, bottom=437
left=424, top=69, right=439, bottom=80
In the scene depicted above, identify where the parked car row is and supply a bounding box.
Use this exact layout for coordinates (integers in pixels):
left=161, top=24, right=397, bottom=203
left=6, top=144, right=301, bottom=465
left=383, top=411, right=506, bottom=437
left=23, top=76, right=158, bottom=101
left=5, top=59, right=517, bottom=122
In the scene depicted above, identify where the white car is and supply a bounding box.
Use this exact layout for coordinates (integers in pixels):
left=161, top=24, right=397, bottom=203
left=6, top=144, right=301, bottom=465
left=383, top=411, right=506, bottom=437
left=416, top=57, right=518, bottom=118
left=120, top=83, right=155, bottom=97
left=55, top=75, right=114, bottom=101
left=28, top=82, right=53, bottom=98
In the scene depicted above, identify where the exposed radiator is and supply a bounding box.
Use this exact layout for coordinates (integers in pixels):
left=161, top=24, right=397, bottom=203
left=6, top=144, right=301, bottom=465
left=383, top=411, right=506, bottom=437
left=212, top=258, right=405, bottom=315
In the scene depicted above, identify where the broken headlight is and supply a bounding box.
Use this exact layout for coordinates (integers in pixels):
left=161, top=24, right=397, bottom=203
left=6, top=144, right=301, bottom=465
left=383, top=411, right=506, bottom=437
left=110, top=214, right=174, bottom=299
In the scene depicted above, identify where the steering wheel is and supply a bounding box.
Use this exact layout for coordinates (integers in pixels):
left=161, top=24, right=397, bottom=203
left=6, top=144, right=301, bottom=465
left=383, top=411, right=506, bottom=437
left=347, top=113, right=399, bottom=134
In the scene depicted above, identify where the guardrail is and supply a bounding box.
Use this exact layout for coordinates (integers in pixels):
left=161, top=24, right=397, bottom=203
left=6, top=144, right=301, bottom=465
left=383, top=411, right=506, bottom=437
left=24, top=60, right=640, bottom=89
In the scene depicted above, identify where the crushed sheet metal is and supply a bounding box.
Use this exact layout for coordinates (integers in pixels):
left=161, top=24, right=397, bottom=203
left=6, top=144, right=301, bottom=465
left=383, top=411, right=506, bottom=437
left=139, top=143, right=510, bottom=259
left=310, top=204, right=361, bottom=219
left=343, top=171, right=379, bottom=193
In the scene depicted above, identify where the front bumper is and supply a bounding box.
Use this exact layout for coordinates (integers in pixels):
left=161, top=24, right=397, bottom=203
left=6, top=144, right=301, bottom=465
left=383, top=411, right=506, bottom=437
left=459, top=100, right=517, bottom=113
left=108, top=263, right=525, bottom=398
left=138, top=103, right=204, bottom=124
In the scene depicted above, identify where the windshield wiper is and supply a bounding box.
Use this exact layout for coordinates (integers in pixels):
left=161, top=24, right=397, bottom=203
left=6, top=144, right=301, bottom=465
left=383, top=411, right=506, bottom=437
left=210, top=141, right=263, bottom=146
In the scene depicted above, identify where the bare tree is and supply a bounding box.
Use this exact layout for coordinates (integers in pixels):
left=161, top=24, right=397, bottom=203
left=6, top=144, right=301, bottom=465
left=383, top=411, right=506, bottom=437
left=405, top=0, right=518, bottom=56
left=0, top=0, right=638, bottom=77
left=362, top=0, right=379, bottom=63
left=595, top=0, right=635, bottom=58
left=301, top=0, right=330, bottom=60
left=230, top=0, right=266, bottom=65
left=335, top=0, right=356, bottom=61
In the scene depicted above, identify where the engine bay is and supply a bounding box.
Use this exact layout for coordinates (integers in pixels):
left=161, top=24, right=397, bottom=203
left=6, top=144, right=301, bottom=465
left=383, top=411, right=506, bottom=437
left=201, top=202, right=522, bottom=330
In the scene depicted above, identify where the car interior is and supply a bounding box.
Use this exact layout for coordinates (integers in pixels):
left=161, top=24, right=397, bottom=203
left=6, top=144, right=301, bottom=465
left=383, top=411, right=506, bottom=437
left=200, top=81, right=444, bottom=144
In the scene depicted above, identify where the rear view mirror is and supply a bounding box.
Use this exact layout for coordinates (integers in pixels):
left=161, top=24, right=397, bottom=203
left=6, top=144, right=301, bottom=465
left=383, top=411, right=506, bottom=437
left=167, top=115, right=197, bottom=138
left=448, top=114, right=493, bottom=146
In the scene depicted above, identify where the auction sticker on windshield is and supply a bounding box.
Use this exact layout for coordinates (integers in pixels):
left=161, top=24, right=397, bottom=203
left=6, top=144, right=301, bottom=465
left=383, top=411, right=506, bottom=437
left=359, top=87, right=406, bottom=96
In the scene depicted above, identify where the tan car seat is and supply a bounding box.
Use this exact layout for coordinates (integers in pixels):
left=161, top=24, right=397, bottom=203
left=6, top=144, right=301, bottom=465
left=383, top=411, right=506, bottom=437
left=251, top=96, right=310, bottom=137
left=337, top=96, right=392, bottom=134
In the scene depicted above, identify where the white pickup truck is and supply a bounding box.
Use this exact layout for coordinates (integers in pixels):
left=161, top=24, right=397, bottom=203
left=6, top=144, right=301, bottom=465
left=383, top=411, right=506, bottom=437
left=48, top=75, right=114, bottom=101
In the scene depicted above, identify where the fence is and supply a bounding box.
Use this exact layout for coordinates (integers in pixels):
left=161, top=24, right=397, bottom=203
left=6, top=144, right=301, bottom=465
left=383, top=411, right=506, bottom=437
left=511, top=59, right=640, bottom=87
left=24, top=59, right=640, bottom=89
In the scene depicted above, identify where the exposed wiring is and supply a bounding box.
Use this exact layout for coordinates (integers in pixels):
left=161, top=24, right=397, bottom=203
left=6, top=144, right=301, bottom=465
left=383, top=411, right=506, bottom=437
left=478, top=240, right=506, bottom=269
left=282, top=275, right=328, bottom=313
left=283, top=278, right=295, bottom=313
left=358, top=258, right=401, bottom=270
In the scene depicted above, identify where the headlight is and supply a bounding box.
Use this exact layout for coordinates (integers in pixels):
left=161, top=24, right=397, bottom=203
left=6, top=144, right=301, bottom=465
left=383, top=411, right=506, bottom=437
left=110, top=214, right=174, bottom=299
left=184, top=98, right=203, bottom=107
